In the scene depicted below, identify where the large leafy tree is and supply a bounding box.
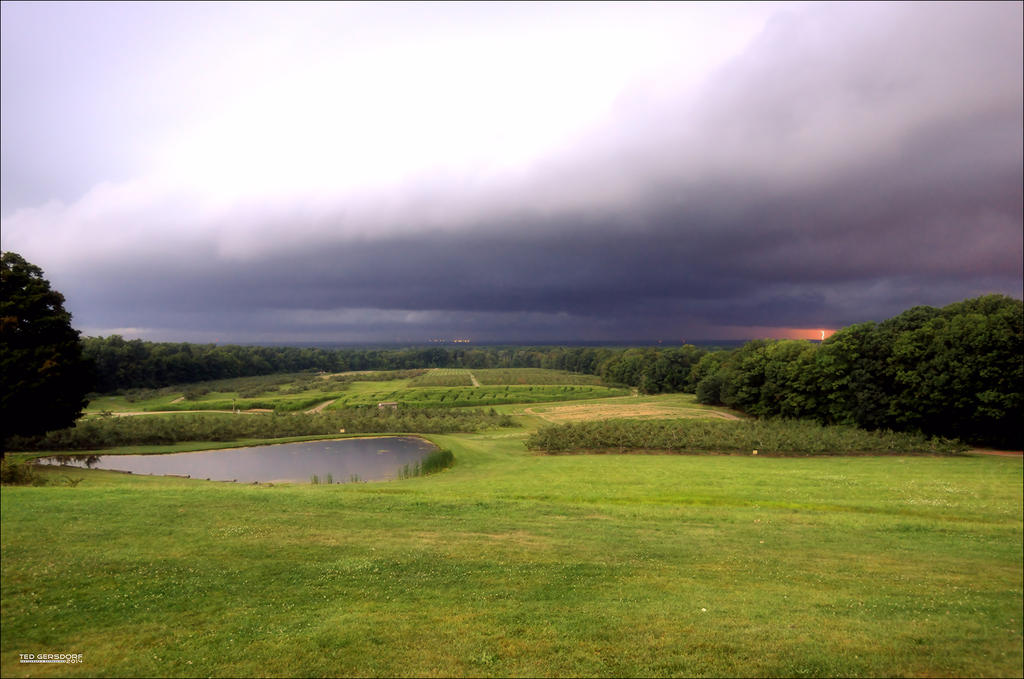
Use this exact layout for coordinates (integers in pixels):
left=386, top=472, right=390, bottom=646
left=886, top=295, right=1022, bottom=447
left=694, top=294, right=1022, bottom=448
left=1, top=252, right=92, bottom=452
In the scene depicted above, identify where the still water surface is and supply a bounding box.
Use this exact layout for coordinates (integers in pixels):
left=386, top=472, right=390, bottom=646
left=45, top=437, right=437, bottom=483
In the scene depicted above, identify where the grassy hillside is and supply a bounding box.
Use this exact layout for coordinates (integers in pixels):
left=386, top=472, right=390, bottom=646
left=2, top=427, right=1021, bottom=677
left=2, top=371, right=1021, bottom=677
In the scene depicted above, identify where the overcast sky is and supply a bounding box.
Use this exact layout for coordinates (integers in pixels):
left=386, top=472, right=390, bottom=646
left=2, top=1, right=1021, bottom=344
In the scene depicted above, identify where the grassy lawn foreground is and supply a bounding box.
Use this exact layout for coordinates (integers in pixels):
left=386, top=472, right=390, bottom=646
left=2, top=428, right=1022, bottom=677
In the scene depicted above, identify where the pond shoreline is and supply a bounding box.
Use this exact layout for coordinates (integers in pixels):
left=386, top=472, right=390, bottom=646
left=137, top=433, right=435, bottom=456
left=37, top=436, right=440, bottom=484
left=17, top=432, right=437, bottom=460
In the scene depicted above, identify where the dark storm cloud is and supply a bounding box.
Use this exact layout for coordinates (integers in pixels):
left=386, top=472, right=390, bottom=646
left=2, top=2, right=1021, bottom=341
left=61, top=134, right=1021, bottom=339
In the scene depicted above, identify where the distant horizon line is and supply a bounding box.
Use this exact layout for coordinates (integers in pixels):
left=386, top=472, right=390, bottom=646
left=83, top=336, right=826, bottom=348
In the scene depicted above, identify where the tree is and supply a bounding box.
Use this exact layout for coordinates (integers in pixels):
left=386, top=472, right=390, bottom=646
left=719, top=339, right=772, bottom=414
left=761, top=339, right=820, bottom=419
left=815, top=321, right=893, bottom=428
left=886, top=295, right=1022, bottom=448
left=1, top=252, right=92, bottom=452
left=692, top=351, right=731, bottom=405
left=693, top=295, right=1022, bottom=448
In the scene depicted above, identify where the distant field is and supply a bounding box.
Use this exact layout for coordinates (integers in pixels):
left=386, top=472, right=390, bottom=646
left=409, top=369, right=475, bottom=387
left=330, top=384, right=631, bottom=409
left=471, top=368, right=607, bottom=386
left=84, top=369, right=622, bottom=414
left=409, top=368, right=609, bottom=388
left=84, top=372, right=343, bottom=414
left=87, top=390, right=346, bottom=414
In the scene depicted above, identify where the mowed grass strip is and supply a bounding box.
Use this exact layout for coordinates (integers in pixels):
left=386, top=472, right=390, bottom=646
left=2, top=432, right=1021, bottom=678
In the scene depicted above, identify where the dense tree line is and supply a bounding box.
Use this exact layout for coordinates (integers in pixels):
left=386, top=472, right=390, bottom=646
left=692, top=295, right=1022, bottom=448
left=81, top=337, right=445, bottom=392
left=81, top=337, right=708, bottom=394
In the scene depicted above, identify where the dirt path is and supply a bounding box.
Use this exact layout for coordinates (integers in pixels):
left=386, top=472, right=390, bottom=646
left=968, top=449, right=1023, bottom=457
left=305, top=399, right=337, bottom=414
left=319, top=370, right=377, bottom=379
left=522, top=403, right=741, bottom=424
left=468, top=372, right=481, bottom=387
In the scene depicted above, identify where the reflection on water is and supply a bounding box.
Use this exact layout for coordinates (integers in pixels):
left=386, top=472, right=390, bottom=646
left=43, top=436, right=437, bottom=483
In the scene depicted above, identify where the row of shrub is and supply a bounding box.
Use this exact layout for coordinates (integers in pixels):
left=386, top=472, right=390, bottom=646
left=144, top=394, right=346, bottom=413
left=330, top=369, right=427, bottom=382
left=525, top=419, right=967, bottom=456
left=471, top=369, right=607, bottom=386
left=7, top=409, right=514, bottom=452
left=113, top=370, right=427, bottom=404
left=408, top=372, right=474, bottom=387
left=334, top=385, right=630, bottom=409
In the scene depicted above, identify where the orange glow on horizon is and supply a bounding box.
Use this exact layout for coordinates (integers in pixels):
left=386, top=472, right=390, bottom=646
left=774, top=328, right=837, bottom=341
left=727, top=327, right=838, bottom=341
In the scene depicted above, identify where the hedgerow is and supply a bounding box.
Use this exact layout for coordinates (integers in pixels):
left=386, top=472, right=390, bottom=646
left=8, top=408, right=513, bottom=451
left=525, top=418, right=967, bottom=456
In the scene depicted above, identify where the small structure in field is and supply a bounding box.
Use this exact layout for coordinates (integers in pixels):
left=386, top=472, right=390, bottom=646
left=377, top=401, right=399, bottom=410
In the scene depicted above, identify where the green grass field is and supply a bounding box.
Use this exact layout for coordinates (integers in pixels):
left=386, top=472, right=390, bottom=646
left=2, top=373, right=1022, bottom=677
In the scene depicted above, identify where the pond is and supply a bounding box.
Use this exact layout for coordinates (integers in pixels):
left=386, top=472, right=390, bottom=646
left=42, top=436, right=438, bottom=483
